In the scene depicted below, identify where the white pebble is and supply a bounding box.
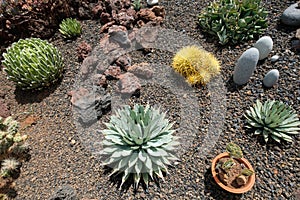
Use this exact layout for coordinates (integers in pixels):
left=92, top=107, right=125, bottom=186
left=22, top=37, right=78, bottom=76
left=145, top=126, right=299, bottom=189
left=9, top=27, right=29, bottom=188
left=147, top=0, right=159, bottom=6
left=271, top=55, right=280, bottom=62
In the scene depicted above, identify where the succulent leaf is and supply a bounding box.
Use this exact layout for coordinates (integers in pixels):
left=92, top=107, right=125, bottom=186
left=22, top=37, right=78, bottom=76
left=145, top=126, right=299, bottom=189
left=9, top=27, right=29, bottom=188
left=101, top=104, right=179, bottom=189
left=59, top=18, right=82, bottom=39
left=199, top=0, right=268, bottom=45
left=245, top=100, right=300, bottom=143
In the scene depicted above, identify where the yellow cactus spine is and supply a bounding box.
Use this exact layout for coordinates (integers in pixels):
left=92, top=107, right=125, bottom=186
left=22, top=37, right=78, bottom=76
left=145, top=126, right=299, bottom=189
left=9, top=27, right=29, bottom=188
left=172, top=45, right=221, bottom=85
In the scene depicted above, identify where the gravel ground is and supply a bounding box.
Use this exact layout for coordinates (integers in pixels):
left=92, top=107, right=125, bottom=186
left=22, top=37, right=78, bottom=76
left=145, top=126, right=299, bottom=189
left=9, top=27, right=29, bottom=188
left=0, top=0, right=299, bottom=199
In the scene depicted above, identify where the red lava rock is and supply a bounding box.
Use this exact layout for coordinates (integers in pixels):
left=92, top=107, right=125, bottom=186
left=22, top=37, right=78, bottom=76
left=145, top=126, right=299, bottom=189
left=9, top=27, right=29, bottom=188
left=127, top=62, right=153, bottom=79
left=104, top=65, right=122, bottom=79
left=0, top=99, right=10, bottom=118
left=136, top=26, right=159, bottom=48
left=76, top=42, right=92, bottom=62
left=115, top=55, right=131, bottom=71
left=114, top=9, right=136, bottom=29
left=99, top=21, right=116, bottom=33
left=100, top=12, right=112, bottom=24
left=108, top=25, right=130, bottom=46
left=92, top=4, right=104, bottom=17
left=151, top=6, right=165, bottom=18
left=80, top=56, right=98, bottom=79
left=20, top=115, right=38, bottom=129
left=93, top=74, right=107, bottom=88
left=118, top=72, right=141, bottom=95
left=138, top=8, right=157, bottom=22
left=69, top=87, right=89, bottom=106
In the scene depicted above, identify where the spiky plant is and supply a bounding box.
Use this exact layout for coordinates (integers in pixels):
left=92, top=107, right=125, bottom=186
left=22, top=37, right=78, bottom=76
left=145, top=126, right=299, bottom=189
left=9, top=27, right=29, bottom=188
left=199, top=0, right=268, bottom=45
left=1, top=158, right=20, bottom=178
left=245, top=100, right=300, bottom=143
left=59, top=18, right=82, bottom=39
left=226, top=142, right=243, bottom=159
left=172, top=45, right=221, bottom=85
left=101, top=104, right=179, bottom=189
left=2, top=38, right=64, bottom=90
left=0, top=117, right=28, bottom=159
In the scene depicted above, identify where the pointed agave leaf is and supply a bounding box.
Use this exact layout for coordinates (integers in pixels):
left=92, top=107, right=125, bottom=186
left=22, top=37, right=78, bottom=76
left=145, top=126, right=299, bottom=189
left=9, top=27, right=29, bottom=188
left=138, top=150, right=147, bottom=162
left=142, top=173, right=149, bottom=187
left=270, top=134, right=281, bottom=143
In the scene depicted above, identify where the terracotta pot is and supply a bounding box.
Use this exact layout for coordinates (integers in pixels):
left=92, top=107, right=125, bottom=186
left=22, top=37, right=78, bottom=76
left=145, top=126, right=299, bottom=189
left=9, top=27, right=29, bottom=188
left=211, top=152, right=255, bottom=194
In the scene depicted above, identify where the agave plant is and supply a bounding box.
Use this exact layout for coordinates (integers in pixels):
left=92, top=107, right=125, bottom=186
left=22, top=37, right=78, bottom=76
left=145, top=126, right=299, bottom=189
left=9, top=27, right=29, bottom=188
left=2, top=38, right=64, bottom=90
left=59, top=18, right=82, bottom=39
left=245, top=100, right=300, bottom=143
left=101, top=104, right=179, bottom=189
left=199, top=0, right=268, bottom=45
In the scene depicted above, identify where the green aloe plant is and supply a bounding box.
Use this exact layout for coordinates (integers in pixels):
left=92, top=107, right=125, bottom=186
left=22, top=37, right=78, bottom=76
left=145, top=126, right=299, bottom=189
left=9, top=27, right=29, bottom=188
left=101, top=104, right=179, bottom=189
left=199, top=0, right=268, bottom=45
left=245, top=100, right=300, bottom=143
left=59, top=18, right=82, bottom=39
left=2, top=38, right=64, bottom=90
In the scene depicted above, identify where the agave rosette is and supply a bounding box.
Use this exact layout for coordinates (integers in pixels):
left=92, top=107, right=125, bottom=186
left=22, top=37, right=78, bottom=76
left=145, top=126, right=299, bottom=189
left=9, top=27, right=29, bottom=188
left=59, top=18, right=82, bottom=39
left=101, top=104, right=179, bottom=189
left=245, top=100, right=300, bottom=143
left=2, top=38, right=64, bottom=90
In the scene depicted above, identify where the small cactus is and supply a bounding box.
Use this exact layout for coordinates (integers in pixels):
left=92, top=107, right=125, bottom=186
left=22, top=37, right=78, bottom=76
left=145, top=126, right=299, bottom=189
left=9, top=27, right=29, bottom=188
left=2, top=38, right=64, bottom=90
left=172, top=46, right=221, bottom=85
left=0, top=117, right=28, bottom=158
left=226, top=142, right=243, bottom=159
left=1, top=158, right=20, bottom=178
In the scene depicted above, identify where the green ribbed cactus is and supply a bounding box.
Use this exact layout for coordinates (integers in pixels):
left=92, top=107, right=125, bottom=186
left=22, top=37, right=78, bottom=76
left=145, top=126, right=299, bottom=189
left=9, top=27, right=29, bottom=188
left=0, top=117, right=28, bottom=158
left=59, top=18, right=82, bottom=39
left=2, top=38, right=64, bottom=90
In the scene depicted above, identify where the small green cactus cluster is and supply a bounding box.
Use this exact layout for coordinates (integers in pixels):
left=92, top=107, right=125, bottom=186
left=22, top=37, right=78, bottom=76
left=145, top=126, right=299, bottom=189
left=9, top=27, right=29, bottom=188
left=59, top=18, right=82, bottom=39
left=172, top=46, right=221, bottom=85
left=199, top=0, right=268, bottom=45
left=216, top=142, right=254, bottom=176
left=1, top=158, right=20, bottom=178
left=0, top=117, right=28, bottom=159
left=101, top=104, right=179, bottom=189
left=226, top=142, right=243, bottom=159
left=2, top=38, right=64, bottom=90
left=245, top=100, right=300, bottom=143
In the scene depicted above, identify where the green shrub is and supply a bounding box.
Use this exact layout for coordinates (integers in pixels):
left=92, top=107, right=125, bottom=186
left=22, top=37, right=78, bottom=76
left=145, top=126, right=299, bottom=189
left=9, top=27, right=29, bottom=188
left=245, top=100, right=300, bottom=143
left=101, top=104, right=179, bottom=189
left=59, top=18, right=82, bottom=39
left=2, top=38, right=64, bottom=90
left=199, top=0, right=268, bottom=45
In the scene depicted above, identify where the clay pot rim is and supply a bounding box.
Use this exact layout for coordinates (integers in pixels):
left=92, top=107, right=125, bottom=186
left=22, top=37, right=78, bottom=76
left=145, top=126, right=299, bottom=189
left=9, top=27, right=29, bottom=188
left=211, top=152, right=255, bottom=194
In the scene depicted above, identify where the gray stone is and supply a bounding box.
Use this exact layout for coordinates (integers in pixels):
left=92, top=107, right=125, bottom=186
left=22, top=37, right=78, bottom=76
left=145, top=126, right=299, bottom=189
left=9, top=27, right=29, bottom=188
left=271, top=55, right=280, bottom=62
left=49, top=185, right=78, bottom=200
left=233, top=47, right=259, bottom=85
left=263, top=69, right=279, bottom=88
left=108, top=25, right=130, bottom=46
left=281, top=3, right=300, bottom=27
left=69, top=87, right=111, bottom=124
left=253, top=36, right=273, bottom=60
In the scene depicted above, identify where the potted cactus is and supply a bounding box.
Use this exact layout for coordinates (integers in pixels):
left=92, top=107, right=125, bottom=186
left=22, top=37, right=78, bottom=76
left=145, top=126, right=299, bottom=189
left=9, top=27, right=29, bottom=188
left=211, top=143, right=255, bottom=194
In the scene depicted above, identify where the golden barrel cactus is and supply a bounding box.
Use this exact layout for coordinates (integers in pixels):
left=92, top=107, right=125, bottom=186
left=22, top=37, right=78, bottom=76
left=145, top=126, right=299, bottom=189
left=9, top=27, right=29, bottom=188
left=172, top=46, right=221, bottom=85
